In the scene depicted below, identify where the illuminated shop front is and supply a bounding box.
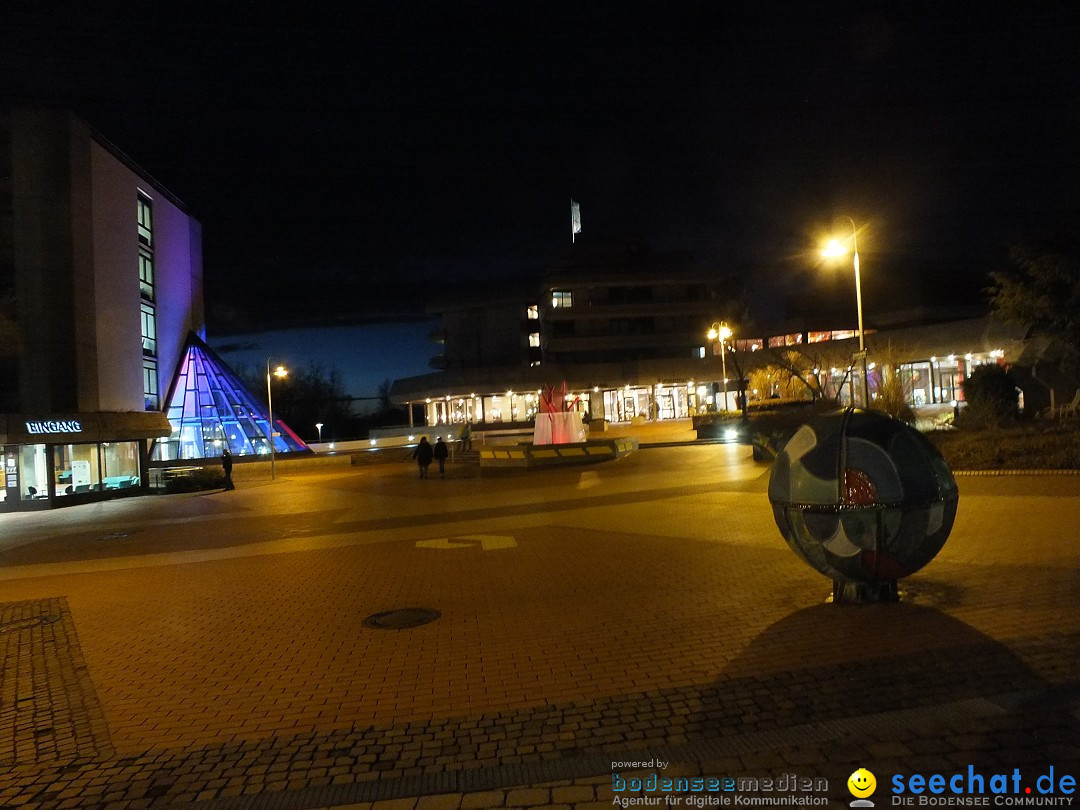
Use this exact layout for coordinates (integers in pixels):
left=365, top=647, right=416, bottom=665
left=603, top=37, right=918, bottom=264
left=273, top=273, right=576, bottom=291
left=1, top=413, right=169, bottom=511
left=417, top=382, right=706, bottom=427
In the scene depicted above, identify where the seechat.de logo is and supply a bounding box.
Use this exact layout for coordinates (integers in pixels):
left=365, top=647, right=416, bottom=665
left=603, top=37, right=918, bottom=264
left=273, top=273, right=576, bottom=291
left=848, top=768, right=877, bottom=808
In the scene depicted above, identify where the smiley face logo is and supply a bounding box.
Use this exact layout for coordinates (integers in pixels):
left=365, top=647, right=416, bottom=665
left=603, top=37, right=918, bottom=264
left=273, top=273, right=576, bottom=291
left=847, top=768, right=877, bottom=798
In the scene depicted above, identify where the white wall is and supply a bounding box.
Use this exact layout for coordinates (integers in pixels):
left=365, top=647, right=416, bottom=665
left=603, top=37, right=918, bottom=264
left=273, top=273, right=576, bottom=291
left=89, top=140, right=203, bottom=411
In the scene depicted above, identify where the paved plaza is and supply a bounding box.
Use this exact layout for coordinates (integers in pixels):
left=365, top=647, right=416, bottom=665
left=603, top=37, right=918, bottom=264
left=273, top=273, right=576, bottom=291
left=0, top=445, right=1078, bottom=809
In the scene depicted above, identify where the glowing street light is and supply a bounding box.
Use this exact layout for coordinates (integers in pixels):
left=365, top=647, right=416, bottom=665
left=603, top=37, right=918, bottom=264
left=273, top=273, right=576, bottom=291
left=707, top=321, right=733, bottom=411
left=315, top=422, right=324, bottom=442
left=822, top=218, right=870, bottom=407
left=266, top=359, right=288, bottom=479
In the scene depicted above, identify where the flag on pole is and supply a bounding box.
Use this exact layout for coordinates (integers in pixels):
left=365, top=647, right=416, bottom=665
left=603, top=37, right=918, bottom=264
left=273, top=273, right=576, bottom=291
left=571, top=199, right=581, bottom=242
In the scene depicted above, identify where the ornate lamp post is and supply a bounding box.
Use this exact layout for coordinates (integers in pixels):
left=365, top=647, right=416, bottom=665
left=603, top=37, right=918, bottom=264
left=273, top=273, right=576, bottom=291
left=707, top=321, right=733, bottom=411
left=266, top=359, right=288, bottom=479
left=822, top=217, right=870, bottom=407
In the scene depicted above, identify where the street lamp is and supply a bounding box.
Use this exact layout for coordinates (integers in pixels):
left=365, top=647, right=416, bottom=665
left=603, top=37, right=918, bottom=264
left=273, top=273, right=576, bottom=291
left=315, top=422, right=324, bottom=443
left=822, top=217, right=870, bottom=407
left=707, top=321, right=733, bottom=411
left=266, top=359, right=288, bottom=479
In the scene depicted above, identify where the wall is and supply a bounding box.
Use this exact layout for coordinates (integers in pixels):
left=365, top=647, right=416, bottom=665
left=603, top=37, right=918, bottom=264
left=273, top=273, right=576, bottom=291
left=88, top=140, right=204, bottom=411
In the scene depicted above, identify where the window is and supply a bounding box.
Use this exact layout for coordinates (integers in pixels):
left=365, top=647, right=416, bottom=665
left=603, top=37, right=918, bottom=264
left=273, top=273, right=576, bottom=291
left=140, top=302, right=157, bottom=355
left=139, top=250, right=155, bottom=300
left=528, top=332, right=540, bottom=348
left=526, top=305, right=539, bottom=320
left=137, top=194, right=153, bottom=246
left=143, top=359, right=159, bottom=410
left=551, top=290, right=573, bottom=308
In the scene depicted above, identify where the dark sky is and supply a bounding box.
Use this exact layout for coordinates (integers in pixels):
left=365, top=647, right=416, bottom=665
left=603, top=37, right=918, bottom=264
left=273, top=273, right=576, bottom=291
left=5, top=2, right=1080, bottom=332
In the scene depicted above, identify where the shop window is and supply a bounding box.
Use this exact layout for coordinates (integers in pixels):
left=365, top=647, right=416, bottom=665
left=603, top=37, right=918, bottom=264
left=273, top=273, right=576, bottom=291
left=101, top=442, right=141, bottom=489
left=53, top=444, right=102, bottom=496
left=19, top=445, right=49, bottom=500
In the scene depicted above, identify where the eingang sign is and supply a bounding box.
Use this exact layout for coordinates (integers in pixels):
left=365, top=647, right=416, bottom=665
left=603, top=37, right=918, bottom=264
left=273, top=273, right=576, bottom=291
left=25, top=420, right=83, bottom=435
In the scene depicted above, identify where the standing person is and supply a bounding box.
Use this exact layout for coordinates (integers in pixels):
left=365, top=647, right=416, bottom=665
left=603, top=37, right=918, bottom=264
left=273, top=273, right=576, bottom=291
left=222, top=447, right=235, bottom=490
left=433, top=436, right=449, bottom=478
left=460, top=422, right=471, bottom=451
left=412, top=436, right=434, bottom=479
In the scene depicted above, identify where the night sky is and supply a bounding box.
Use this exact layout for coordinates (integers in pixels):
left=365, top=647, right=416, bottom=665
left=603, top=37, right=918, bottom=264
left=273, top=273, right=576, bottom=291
left=5, top=3, right=1080, bottom=335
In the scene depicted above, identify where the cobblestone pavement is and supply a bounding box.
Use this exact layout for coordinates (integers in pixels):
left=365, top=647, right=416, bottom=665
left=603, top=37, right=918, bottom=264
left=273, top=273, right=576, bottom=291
left=0, top=446, right=1077, bottom=809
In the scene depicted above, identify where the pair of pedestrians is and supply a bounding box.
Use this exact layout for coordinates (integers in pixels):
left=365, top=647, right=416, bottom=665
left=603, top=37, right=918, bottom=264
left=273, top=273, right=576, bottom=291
left=412, top=436, right=449, bottom=479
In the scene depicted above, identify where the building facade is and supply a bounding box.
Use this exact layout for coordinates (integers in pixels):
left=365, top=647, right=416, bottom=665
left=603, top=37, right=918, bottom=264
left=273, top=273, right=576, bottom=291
left=390, top=242, right=1030, bottom=429
left=0, top=107, right=203, bottom=511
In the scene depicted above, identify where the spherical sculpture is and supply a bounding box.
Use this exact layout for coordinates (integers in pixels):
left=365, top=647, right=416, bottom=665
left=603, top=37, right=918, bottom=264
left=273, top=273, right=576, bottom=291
left=768, top=408, right=958, bottom=602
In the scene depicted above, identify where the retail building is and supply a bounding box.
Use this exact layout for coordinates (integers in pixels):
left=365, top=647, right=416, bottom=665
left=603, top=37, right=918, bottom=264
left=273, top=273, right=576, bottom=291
left=0, top=107, right=202, bottom=510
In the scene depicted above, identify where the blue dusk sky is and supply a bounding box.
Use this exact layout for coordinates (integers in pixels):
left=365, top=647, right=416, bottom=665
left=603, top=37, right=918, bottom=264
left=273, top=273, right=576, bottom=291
left=209, top=321, right=438, bottom=410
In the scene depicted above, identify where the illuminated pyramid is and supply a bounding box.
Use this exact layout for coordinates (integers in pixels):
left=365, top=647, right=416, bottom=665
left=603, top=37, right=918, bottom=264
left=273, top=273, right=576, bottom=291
left=152, top=333, right=308, bottom=461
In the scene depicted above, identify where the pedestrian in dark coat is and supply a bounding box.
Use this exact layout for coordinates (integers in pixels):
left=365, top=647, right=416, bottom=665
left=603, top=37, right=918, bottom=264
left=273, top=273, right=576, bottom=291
left=433, top=437, right=449, bottom=477
left=222, top=447, right=235, bottom=490
left=412, top=436, right=434, bottom=479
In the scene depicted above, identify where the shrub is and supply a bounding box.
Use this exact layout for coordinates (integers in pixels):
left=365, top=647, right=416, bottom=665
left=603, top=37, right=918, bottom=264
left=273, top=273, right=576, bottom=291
left=957, top=365, right=1019, bottom=428
left=163, top=467, right=225, bottom=494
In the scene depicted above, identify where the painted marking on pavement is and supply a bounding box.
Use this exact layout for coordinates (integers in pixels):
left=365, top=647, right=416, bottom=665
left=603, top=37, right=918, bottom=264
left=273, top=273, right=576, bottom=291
left=415, top=535, right=517, bottom=551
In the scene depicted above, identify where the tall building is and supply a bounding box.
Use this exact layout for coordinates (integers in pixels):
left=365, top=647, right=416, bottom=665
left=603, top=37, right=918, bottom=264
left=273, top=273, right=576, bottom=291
left=0, top=107, right=203, bottom=511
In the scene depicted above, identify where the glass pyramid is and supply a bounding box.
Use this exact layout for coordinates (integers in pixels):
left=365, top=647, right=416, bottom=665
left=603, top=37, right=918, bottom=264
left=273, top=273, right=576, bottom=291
left=151, top=333, right=308, bottom=461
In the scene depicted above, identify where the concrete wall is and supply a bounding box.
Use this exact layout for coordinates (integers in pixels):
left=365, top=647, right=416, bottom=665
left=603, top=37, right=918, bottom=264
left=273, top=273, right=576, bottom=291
left=89, top=140, right=204, bottom=411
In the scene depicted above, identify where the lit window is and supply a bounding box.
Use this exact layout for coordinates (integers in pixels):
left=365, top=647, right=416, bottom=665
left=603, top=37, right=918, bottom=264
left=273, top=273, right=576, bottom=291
left=137, top=194, right=153, bottom=247
left=551, top=290, right=573, bottom=308
left=528, top=332, right=540, bottom=348
left=808, top=331, right=830, bottom=343
left=526, top=305, right=539, bottom=320
left=140, top=302, right=157, bottom=355
left=139, top=250, right=155, bottom=300
left=143, top=359, right=159, bottom=410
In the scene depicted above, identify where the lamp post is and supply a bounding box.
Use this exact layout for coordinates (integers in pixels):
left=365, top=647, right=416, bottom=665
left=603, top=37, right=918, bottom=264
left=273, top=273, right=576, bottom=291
left=266, top=359, right=288, bottom=479
left=315, top=422, right=324, bottom=443
left=822, top=218, right=870, bottom=407
left=707, top=321, right=733, bottom=411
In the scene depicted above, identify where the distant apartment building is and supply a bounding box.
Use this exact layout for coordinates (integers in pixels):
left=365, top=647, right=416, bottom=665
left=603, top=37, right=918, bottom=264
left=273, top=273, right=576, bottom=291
left=391, top=241, right=1029, bottom=428
left=0, top=107, right=203, bottom=510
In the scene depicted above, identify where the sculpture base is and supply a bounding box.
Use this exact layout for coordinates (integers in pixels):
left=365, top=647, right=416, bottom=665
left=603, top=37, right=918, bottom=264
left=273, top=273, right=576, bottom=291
left=830, top=579, right=900, bottom=605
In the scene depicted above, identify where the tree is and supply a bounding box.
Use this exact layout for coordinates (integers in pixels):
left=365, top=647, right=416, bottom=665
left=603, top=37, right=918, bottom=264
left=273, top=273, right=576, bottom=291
left=989, top=241, right=1080, bottom=358
left=238, top=363, right=357, bottom=442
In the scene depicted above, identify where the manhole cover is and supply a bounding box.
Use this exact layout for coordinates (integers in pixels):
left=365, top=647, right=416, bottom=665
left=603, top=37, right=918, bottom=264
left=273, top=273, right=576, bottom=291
left=0, top=615, right=61, bottom=633
left=99, top=530, right=138, bottom=541
left=363, top=607, right=441, bottom=630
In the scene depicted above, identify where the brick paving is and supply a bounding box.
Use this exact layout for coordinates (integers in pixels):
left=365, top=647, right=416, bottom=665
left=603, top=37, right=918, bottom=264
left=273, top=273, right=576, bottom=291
left=0, top=447, right=1077, bottom=808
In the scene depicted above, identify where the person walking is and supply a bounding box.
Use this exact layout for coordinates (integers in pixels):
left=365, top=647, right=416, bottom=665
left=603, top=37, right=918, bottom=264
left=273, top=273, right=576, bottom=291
left=412, top=436, right=434, bottom=479
left=433, top=436, right=449, bottom=477
left=222, top=447, right=235, bottom=490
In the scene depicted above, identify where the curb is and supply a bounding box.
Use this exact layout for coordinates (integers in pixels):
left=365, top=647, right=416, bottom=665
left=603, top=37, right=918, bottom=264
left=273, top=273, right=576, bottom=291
left=952, top=469, right=1080, bottom=476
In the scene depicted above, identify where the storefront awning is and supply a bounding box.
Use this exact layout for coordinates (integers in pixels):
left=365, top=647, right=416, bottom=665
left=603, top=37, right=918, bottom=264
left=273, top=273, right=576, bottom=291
left=0, top=412, right=172, bottom=444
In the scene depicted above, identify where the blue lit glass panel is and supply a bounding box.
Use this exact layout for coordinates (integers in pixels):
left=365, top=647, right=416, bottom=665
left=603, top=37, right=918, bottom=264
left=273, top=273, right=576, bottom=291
left=150, top=335, right=308, bottom=461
